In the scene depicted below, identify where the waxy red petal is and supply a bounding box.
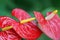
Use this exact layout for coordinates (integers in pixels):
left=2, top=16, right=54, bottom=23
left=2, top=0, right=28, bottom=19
left=0, top=16, right=21, bottom=40
left=34, top=11, right=47, bottom=25
left=34, top=12, right=60, bottom=40
left=12, top=8, right=42, bottom=39
left=12, top=8, right=31, bottom=20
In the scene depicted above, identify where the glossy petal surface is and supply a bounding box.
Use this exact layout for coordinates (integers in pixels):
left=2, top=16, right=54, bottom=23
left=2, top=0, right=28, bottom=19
left=12, top=8, right=42, bottom=39
left=0, top=16, right=21, bottom=40
left=34, top=12, right=60, bottom=40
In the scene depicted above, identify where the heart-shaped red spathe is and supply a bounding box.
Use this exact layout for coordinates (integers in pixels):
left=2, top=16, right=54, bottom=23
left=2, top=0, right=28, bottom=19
left=12, top=8, right=42, bottom=40
left=0, top=16, right=21, bottom=40
left=34, top=11, right=60, bottom=40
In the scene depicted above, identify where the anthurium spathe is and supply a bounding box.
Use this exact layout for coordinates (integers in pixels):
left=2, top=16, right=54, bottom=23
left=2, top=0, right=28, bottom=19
left=12, top=8, right=42, bottom=40
left=0, top=16, right=21, bottom=40
left=34, top=11, right=60, bottom=40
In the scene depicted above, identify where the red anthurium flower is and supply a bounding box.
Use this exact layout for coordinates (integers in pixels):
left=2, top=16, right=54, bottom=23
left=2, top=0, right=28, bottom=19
left=0, top=16, right=21, bottom=40
left=34, top=11, right=60, bottom=40
left=12, top=8, right=42, bottom=40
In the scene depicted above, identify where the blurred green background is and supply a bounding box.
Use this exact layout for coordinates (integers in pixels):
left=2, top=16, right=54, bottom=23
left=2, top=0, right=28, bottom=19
left=0, top=0, right=60, bottom=40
